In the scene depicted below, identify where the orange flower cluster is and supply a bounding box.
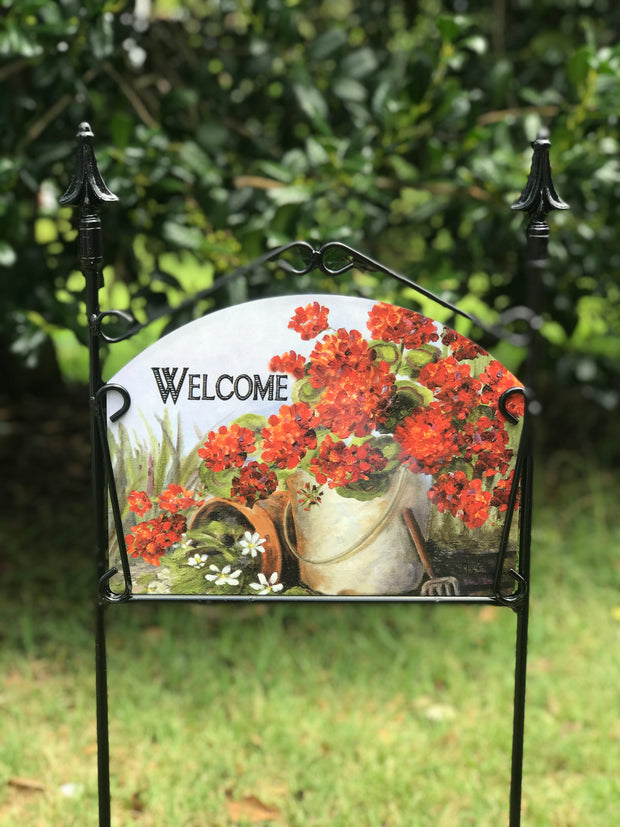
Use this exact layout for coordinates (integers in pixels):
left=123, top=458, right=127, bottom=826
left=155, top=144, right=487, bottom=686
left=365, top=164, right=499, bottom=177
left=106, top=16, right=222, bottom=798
left=288, top=301, right=330, bottom=340
left=309, top=436, right=388, bottom=488
left=394, top=354, right=521, bottom=527
left=261, top=403, right=318, bottom=470
left=198, top=423, right=256, bottom=472
left=268, top=350, right=306, bottom=379
left=428, top=472, right=492, bottom=529
left=194, top=300, right=524, bottom=530
left=373, top=314, right=523, bottom=529
left=489, top=471, right=520, bottom=512
left=393, top=403, right=459, bottom=475
left=308, top=328, right=395, bottom=438
left=158, top=483, right=204, bottom=513
left=230, top=461, right=278, bottom=507
left=126, top=513, right=186, bottom=566
left=125, top=483, right=203, bottom=566
left=461, top=416, right=511, bottom=479
left=418, top=357, right=482, bottom=421
left=480, top=360, right=525, bottom=420
left=128, top=489, right=151, bottom=516
left=367, top=302, right=440, bottom=349
left=441, top=328, right=485, bottom=361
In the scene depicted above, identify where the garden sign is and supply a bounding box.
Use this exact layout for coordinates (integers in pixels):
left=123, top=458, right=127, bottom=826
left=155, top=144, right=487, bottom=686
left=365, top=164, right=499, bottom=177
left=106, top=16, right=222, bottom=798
left=107, top=294, right=525, bottom=601
left=60, top=122, right=568, bottom=826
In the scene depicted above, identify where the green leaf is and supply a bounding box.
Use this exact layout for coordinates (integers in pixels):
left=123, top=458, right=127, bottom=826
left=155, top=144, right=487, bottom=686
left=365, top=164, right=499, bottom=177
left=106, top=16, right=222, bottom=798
left=462, top=35, right=487, bottom=55
left=339, top=48, right=378, bottom=80
left=88, top=12, right=115, bottom=59
left=0, top=240, right=16, bottom=267
left=367, top=340, right=401, bottom=367
left=110, top=112, right=134, bottom=150
left=178, top=141, right=212, bottom=176
left=568, top=46, right=592, bottom=89
left=268, top=185, right=311, bottom=206
left=0, top=23, right=43, bottom=57
left=162, top=222, right=204, bottom=250
left=380, top=387, right=424, bottom=434
left=332, top=77, right=367, bottom=103
left=336, top=472, right=392, bottom=501
left=293, top=83, right=330, bottom=132
left=436, top=15, right=469, bottom=42
left=198, top=465, right=236, bottom=499
left=308, top=29, right=348, bottom=61
left=305, top=137, right=330, bottom=167
left=403, top=346, right=439, bottom=373
left=231, top=413, right=269, bottom=433
left=291, top=377, right=322, bottom=406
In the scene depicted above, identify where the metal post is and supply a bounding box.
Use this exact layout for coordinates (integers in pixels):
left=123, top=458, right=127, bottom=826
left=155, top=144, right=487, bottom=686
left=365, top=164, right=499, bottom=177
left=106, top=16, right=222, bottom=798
left=508, top=131, right=568, bottom=825
left=508, top=452, right=532, bottom=827
left=60, top=122, right=118, bottom=827
left=511, top=129, right=569, bottom=403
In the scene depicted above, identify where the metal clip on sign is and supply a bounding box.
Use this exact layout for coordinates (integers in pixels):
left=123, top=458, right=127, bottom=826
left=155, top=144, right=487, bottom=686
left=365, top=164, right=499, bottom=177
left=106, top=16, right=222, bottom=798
left=60, top=122, right=566, bottom=827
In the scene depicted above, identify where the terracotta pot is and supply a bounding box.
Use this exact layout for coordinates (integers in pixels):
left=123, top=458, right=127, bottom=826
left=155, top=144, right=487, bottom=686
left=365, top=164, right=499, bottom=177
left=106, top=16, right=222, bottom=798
left=189, top=497, right=282, bottom=579
left=285, top=468, right=431, bottom=595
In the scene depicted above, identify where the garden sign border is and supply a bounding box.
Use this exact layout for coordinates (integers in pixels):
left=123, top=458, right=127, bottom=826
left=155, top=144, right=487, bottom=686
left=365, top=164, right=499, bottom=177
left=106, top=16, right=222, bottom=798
left=60, top=122, right=567, bottom=826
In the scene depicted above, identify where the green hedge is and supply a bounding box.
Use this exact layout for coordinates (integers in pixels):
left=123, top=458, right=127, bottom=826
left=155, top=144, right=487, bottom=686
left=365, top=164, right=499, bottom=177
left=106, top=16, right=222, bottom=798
left=1, top=0, right=618, bottom=456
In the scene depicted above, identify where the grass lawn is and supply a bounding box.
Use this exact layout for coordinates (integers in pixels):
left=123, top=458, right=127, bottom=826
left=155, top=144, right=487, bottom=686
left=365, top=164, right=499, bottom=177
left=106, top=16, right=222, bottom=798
left=1, top=460, right=618, bottom=826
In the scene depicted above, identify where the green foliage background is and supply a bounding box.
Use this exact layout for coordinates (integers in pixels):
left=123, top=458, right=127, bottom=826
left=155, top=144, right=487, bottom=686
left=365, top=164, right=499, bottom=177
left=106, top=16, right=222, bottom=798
left=1, top=0, right=619, bottom=459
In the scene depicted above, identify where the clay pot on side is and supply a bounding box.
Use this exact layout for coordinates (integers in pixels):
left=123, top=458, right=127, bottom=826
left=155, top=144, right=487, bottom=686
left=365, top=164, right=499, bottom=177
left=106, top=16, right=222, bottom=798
left=189, top=497, right=282, bottom=580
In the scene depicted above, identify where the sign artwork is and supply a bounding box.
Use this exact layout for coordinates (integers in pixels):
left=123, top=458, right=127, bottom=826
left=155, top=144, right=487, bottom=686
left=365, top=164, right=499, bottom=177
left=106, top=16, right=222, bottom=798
left=107, top=295, right=524, bottom=598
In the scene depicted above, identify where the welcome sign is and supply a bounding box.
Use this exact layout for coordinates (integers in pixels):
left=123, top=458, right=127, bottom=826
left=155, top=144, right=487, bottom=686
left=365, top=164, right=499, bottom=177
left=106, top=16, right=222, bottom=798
left=107, top=294, right=524, bottom=598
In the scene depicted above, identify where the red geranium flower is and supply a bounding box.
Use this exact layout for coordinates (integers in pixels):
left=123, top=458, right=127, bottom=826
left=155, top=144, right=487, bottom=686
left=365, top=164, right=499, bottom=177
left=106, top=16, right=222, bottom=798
left=126, top=513, right=187, bottom=566
left=261, top=402, right=318, bottom=469
left=428, top=472, right=492, bottom=529
left=158, top=483, right=204, bottom=514
left=479, top=360, right=525, bottom=420
left=307, top=328, right=395, bottom=437
left=230, top=461, right=278, bottom=508
left=198, top=423, right=256, bottom=472
left=418, top=357, right=482, bottom=420
left=490, top=472, right=520, bottom=512
left=128, top=490, right=152, bottom=516
left=441, top=328, right=485, bottom=361
left=461, top=416, right=512, bottom=478
left=394, top=403, right=459, bottom=475
left=367, top=303, right=440, bottom=349
left=288, top=302, right=330, bottom=340
left=309, top=436, right=388, bottom=488
left=269, top=350, right=306, bottom=379
left=307, top=328, right=375, bottom=387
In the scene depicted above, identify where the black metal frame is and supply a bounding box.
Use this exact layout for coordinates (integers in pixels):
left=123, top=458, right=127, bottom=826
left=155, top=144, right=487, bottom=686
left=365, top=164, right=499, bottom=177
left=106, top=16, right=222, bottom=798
left=60, top=121, right=566, bottom=826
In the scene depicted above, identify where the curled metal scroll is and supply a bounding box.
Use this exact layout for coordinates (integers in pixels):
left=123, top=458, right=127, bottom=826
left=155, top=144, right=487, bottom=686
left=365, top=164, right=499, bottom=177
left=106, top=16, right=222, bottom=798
left=499, top=386, right=526, bottom=426
left=276, top=240, right=498, bottom=331
left=493, top=387, right=530, bottom=607
left=98, top=239, right=530, bottom=347
left=91, top=310, right=136, bottom=344
left=93, top=384, right=133, bottom=601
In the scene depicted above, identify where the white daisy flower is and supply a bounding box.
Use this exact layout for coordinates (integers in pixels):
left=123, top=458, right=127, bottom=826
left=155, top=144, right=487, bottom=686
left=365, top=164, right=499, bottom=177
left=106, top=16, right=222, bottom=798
left=187, top=553, right=209, bottom=569
left=238, top=531, right=267, bottom=558
left=250, top=571, right=283, bottom=595
left=205, top=564, right=241, bottom=586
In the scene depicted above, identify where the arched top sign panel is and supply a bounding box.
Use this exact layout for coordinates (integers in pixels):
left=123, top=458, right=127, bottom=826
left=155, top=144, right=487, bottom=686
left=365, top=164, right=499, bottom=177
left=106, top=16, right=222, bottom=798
left=107, top=294, right=524, bottom=599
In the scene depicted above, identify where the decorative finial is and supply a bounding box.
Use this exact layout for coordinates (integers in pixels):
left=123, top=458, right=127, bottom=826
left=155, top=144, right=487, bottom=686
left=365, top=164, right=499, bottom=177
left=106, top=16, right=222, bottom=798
left=59, top=122, right=118, bottom=207
left=511, top=130, right=569, bottom=235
